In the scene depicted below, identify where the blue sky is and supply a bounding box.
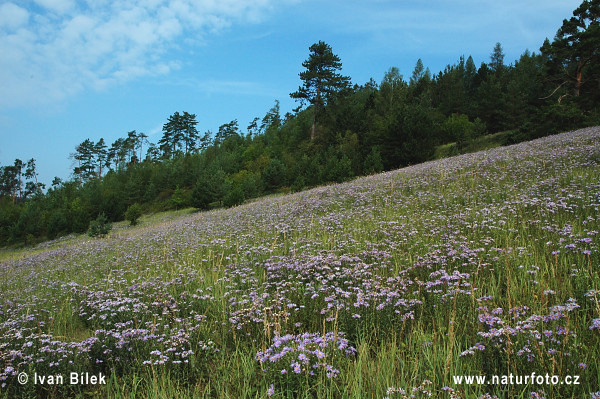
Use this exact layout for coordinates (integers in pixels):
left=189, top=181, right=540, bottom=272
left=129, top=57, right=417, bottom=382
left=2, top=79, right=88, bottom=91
left=0, top=0, right=581, bottom=187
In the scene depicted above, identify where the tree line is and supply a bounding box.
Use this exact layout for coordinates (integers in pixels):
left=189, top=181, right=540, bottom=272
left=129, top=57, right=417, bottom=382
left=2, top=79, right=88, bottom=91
left=1, top=0, right=598, bottom=246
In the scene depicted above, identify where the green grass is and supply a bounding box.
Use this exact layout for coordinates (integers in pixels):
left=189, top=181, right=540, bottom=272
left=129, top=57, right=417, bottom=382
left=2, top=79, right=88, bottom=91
left=1, top=127, right=599, bottom=398
left=433, top=131, right=514, bottom=159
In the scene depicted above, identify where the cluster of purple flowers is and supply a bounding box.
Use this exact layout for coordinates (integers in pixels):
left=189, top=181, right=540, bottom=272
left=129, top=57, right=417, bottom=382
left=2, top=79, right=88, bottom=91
left=256, top=332, right=356, bottom=379
left=474, top=297, right=587, bottom=367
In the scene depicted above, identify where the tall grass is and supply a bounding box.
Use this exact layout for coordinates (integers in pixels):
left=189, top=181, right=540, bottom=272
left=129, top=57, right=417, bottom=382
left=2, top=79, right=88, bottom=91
left=1, top=127, right=599, bottom=398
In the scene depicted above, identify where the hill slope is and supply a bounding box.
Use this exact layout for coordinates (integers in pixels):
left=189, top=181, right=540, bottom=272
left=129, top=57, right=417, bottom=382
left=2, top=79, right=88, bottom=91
left=1, top=127, right=599, bottom=398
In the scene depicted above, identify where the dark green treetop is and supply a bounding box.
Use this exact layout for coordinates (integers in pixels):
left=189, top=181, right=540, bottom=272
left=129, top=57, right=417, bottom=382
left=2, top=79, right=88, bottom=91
left=290, top=41, right=351, bottom=140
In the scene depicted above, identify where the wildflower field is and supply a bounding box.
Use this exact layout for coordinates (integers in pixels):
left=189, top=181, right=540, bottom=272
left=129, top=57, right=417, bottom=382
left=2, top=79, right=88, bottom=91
left=1, top=127, right=600, bottom=398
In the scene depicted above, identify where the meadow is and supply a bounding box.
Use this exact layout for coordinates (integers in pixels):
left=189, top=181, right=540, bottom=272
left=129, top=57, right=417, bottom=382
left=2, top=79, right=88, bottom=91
left=1, top=127, right=599, bottom=398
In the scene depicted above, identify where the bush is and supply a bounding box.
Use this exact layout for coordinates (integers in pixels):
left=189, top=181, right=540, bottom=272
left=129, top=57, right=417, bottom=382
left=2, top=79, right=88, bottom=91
left=363, top=147, right=384, bottom=175
left=191, top=182, right=213, bottom=210
left=87, top=213, right=112, bottom=237
left=223, top=186, right=245, bottom=208
left=230, top=169, right=263, bottom=199
left=262, top=159, right=287, bottom=190
left=291, top=176, right=306, bottom=193
left=443, top=113, right=475, bottom=149
left=170, top=186, right=188, bottom=210
left=47, top=210, right=69, bottom=239
left=326, top=154, right=353, bottom=183
left=124, top=203, right=143, bottom=226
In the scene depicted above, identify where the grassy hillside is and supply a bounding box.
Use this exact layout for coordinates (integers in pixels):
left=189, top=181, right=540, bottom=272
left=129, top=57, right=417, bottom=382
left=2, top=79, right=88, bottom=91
left=1, top=127, right=599, bottom=398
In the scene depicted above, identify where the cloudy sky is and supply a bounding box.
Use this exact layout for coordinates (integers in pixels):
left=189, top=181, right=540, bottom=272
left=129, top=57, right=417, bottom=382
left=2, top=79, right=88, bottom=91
left=0, top=0, right=581, bottom=186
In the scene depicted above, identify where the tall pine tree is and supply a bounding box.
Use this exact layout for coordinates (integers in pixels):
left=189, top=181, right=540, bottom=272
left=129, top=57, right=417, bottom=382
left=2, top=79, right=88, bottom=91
left=291, top=41, right=351, bottom=140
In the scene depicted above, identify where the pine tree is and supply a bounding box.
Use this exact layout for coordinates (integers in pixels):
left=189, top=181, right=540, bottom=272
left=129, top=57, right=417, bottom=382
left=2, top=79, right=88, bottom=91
left=542, top=0, right=600, bottom=99
left=215, top=120, right=240, bottom=145
left=181, top=112, right=199, bottom=154
left=410, top=59, right=425, bottom=86
left=137, top=132, right=149, bottom=160
left=108, top=138, right=127, bottom=171
left=490, top=42, right=505, bottom=74
left=290, top=41, right=351, bottom=140
left=95, top=138, right=108, bottom=177
left=73, top=139, right=96, bottom=181
left=125, top=131, right=138, bottom=163
left=160, top=112, right=185, bottom=158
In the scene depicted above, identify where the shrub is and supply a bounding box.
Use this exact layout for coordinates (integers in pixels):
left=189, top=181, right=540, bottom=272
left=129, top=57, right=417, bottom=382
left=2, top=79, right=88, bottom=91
left=191, top=182, right=213, bottom=210
left=87, top=213, right=112, bottom=237
left=291, top=176, right=306, bottom=193
left=443, top=113, right=475, bottom=149
left=363, top=147, right=384, bottom=175
left=223, top=186, right=245, bottom=208
left=124, top=203, right=143, bottom=226
left=262, top=159, right=287, bottom=190
left=46, top=210, right=68, bottom=239
left=170, top=186, right=187, bottom=210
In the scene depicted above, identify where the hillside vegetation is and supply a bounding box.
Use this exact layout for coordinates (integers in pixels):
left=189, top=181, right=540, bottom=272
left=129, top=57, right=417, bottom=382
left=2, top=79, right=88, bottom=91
left=1, top=127, right=599, bottom=398
left=2, top=0, right=599, bottom=247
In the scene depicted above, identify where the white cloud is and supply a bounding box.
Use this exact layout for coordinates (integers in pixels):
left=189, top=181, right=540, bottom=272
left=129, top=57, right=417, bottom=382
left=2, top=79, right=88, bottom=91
left=0, top=3, right=29, bottom=29
left=0, top=0, right=292, bottom=109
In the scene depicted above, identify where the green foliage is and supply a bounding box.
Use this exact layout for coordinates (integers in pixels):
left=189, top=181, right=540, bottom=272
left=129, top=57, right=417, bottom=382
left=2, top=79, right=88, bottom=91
left=326, top=153, right=353, bottom=183
left=170, top=186, right=187, bottom=210
left=230, top=169, right=263, bottom=199
left=87, top=212, right=112, bottom=237
left=262, top=159, right=287, bottom=190
left=2, top=2, right=599, bottom=247
left=124, top=203, right=143, bottom=226
left=0, top=199, right=21, bottom=244
left=191, top=182, right=213, bottom=210
left=443, top=113, right=476, bottom=148
left=363, top=147, right=384, bottom=175
left=291, top=41, right=351, bottom=140
left=159, top=112, right=199, bottom=158
left=291, top=176, right=306, bottom=193
left=223, top=185, right=245, bottom=208
left=47, top=210, right=69, bottom=239
left=70, top=198, right=90, bottom=233
left=542, top=0, right=600, bottom=102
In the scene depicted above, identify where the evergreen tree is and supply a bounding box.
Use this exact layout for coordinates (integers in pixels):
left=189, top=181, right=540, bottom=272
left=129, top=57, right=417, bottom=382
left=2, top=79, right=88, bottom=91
left=160, top=112, right=186, bottom=158
left=261, top=100, right=282, bottom=133
left=0, top=161, right=21, bottom=203
left=247, top=117, right=260, bottom=138
left=410, top=59, right=425, bottom=86
left=24, top=158, right=44, bottom=198
left=181, top=112, right=199, bottom=154
left=290, top=41, right=351, bottom=140
left=215, top=120, right=240, bottom=145
left=95, top=138, right=108, bottom=177
left=408, top=58, right=432, bottom=99
left=489, top=42, right=506, bottom=74
left=87, top=212, right=112, bottom=237
left=380, top=67, right=406, bottom=112
left=170, top=186, right=187, bottom=210
left=124, top=203, right=143, bottom=226
left=363, top=147, right=384, bottom=175
left=198, top=131, right=212, bottom=152
left=136, top=132, right=149, bottom=160
left=73, top=139, right=96, bottom=181
left=108, top=138, right=127, bottom=171
left=542, top=0, right=600, bottom=100
left=125, top=131, right=138, bottom=163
